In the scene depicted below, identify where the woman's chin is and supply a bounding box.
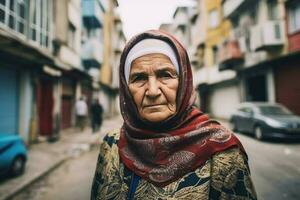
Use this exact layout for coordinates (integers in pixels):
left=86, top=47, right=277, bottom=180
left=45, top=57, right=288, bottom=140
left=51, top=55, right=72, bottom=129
left=141, top=111, right=174, bottom=123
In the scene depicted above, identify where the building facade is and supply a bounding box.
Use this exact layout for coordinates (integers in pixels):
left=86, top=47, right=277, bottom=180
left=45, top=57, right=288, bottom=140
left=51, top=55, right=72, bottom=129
left=275, top=0, right=300, bottom=115
left=81, top=0, right=105, bottom=105
left=0, top=0, right=93, bottom=144
left=187, top=0, right=240, bottom=119
left=221, top=0, right=300, bottom=116
left=0, top=0, right=56, bottom=143
left=100, top=0, right=125, bottom=117
left=164, top=0, right=300, bottom=119
left=53, top=0, right=92, bottom=132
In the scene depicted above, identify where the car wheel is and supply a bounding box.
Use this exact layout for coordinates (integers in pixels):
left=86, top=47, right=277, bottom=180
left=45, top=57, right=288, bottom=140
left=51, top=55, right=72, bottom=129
left=10, top=156, right=26, bottom=177
left=254, top=126, right=264, bottom=140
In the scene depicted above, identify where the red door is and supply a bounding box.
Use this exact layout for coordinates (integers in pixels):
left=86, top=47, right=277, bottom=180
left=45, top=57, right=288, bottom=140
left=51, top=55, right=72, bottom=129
left=37, top=79, right=54, bottom=136
left=61, top=96, right=73, bottom=129
left=275, top=62, right=300, bottom=116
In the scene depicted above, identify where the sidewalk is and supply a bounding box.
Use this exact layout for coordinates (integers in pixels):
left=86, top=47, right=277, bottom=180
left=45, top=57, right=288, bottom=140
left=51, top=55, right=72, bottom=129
left=0, top=115, right=123, bottom=200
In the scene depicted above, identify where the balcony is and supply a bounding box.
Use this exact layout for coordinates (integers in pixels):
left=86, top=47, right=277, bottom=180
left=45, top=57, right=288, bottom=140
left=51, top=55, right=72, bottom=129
left=219, top=40, right=244, bottom=71
left=82, top=0, right=104, bottom=28
left=81, top=38, right=103, bottom=69
left=288, top=31, right=300, bottom=52
left=250, top=20, right=285, bottom=51
left=244, top=51, right=268, bottom=68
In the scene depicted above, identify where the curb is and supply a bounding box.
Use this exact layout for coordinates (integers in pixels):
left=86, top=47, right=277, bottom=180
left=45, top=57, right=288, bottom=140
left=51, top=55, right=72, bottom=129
left=1, top=157, right=67, bottom=200
left=0, top=116, right=120, bottom=200
left=2, top=141, right=100, bottom=200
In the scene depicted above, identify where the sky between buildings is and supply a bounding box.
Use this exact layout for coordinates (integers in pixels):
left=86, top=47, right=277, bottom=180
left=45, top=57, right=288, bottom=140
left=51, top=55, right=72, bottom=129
left=117, top=0, right=196, bottom=39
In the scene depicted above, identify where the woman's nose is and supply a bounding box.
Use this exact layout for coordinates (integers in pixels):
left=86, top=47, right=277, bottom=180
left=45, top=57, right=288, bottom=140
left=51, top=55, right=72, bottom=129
left=145, top=77, right=161, bottom=98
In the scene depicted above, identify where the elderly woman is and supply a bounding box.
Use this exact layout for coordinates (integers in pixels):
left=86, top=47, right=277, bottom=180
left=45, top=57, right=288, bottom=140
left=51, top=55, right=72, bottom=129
left=91, top=30, right=257, bottom=200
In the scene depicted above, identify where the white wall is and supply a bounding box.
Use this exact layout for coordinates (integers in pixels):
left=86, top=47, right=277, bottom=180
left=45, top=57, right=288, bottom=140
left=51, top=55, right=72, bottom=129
left=267, top=68, right=275, bottom=102
left=209, top=84, right=240, bottom=119
left=59, top=43, right=81, bottom=68
left=18, top=71, right=33, bottom=144
left=68, top=0, right=81, bottom=54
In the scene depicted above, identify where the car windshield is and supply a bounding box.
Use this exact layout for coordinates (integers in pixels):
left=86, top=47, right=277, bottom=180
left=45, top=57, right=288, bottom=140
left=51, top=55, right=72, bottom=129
left=257, top=105, right=293, bottom=115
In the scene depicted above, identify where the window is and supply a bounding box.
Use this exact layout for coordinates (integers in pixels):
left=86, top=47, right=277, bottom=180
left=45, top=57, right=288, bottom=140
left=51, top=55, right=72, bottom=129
left=17, top=0, right=26, bottom=34
left=0, top=0, right=28, bottom=35
left=209, top=9, right=219, bottom=28
left=248, top=1, right=258, bottom=25
left=8, top=0, right=16, bottom=29
left=212, top=46, right=218, bottom=65
left=0, top=0, right=52, bottom=49
left=29, top=0, right=52, bottom=48
left=267, top=0, right=278, bottom=20
left=178, top=24, right=186, bottom=34
left=87, top=28, right=101, bottom=38
left=288, top=1, right=300, bottom=34
left=0, top=0, right=5, bottom=23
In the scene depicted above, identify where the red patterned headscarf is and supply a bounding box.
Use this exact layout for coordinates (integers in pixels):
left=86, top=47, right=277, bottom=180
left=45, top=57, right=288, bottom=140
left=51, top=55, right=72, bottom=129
left=118, top=30, right=245, bottom=187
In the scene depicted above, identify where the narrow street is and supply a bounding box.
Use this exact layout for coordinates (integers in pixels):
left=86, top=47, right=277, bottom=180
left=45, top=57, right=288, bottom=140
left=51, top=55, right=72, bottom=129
left=11, top=148, right=99, bottom=200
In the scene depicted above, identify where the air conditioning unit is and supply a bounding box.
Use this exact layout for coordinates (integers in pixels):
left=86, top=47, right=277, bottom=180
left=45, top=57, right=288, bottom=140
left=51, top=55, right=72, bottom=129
left=262, top=20, right=284, bottom=46
left=250, top=20, right=284, bottom=51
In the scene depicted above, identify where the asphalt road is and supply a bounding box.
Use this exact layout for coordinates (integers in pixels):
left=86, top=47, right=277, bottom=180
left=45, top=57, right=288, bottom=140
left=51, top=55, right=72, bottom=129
left=234, top=132, right=300, bottom=200
left=11, top=148, right=99, bottom=200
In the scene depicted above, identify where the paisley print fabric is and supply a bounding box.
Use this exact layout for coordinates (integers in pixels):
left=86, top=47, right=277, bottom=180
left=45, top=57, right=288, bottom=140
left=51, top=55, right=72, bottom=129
left=91, top=130, right=257, bottom=200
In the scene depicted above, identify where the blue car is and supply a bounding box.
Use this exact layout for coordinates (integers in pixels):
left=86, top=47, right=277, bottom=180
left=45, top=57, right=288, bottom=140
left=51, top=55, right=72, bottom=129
left=0, top=134, right=27, bottom=177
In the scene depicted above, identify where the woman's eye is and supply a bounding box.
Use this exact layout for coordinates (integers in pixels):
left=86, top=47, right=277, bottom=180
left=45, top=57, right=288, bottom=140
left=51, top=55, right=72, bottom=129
left=158, top=71, right=176, bottom=80
left=131, top=75, right=148, bottom=84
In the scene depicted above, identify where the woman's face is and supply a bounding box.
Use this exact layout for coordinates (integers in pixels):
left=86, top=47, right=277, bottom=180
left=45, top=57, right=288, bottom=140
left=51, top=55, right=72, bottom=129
left=128, top=53, right=179, bottom=122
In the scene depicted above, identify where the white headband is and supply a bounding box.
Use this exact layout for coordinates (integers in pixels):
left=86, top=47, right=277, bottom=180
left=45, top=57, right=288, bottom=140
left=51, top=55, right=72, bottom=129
left=124, top=39, right=179, bottom=83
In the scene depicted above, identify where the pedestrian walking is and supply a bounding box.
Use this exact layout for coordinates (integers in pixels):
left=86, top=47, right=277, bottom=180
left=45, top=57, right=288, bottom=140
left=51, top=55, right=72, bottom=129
left=91, top=30, right=257, bottom=199
left=90, top=99, right=103, bottom=133
left=75, top=96, right=88, bottom=131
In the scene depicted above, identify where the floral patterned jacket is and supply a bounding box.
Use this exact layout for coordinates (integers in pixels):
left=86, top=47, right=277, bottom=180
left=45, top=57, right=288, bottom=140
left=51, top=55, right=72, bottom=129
left=91, top=129, right=257, bottom=200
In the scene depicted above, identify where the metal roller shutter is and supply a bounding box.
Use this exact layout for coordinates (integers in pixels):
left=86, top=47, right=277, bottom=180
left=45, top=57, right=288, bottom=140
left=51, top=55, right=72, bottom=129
left=0, top=68, right=19, bottom=134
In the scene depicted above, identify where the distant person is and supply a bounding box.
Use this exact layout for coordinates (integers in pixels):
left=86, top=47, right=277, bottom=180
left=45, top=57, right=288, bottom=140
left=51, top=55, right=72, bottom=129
left=90, top=99, right=103, bottom=133
left=75, top=97, right=88, bottom=131
left=91, top=30, right=257, bottom=199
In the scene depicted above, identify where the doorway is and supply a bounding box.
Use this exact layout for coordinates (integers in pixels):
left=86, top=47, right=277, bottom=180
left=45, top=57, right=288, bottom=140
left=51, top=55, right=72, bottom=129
left=37, top=79, right=54, bottom=136
left=245, top=74, right=267, bottom=102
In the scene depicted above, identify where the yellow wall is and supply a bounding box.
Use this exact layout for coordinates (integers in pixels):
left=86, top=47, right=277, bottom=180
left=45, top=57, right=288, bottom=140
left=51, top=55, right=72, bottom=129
left=100, top=2, right=113, bottom=86
left=204, top=0, right=232, bottom=67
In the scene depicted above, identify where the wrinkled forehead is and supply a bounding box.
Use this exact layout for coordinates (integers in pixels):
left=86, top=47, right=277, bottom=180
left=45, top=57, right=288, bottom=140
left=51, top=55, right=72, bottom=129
left=129, top=53, right=176, bottom=74
left=124, top=38, right=179, bottom=83
left=132, top=53, right=174, bottom=66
